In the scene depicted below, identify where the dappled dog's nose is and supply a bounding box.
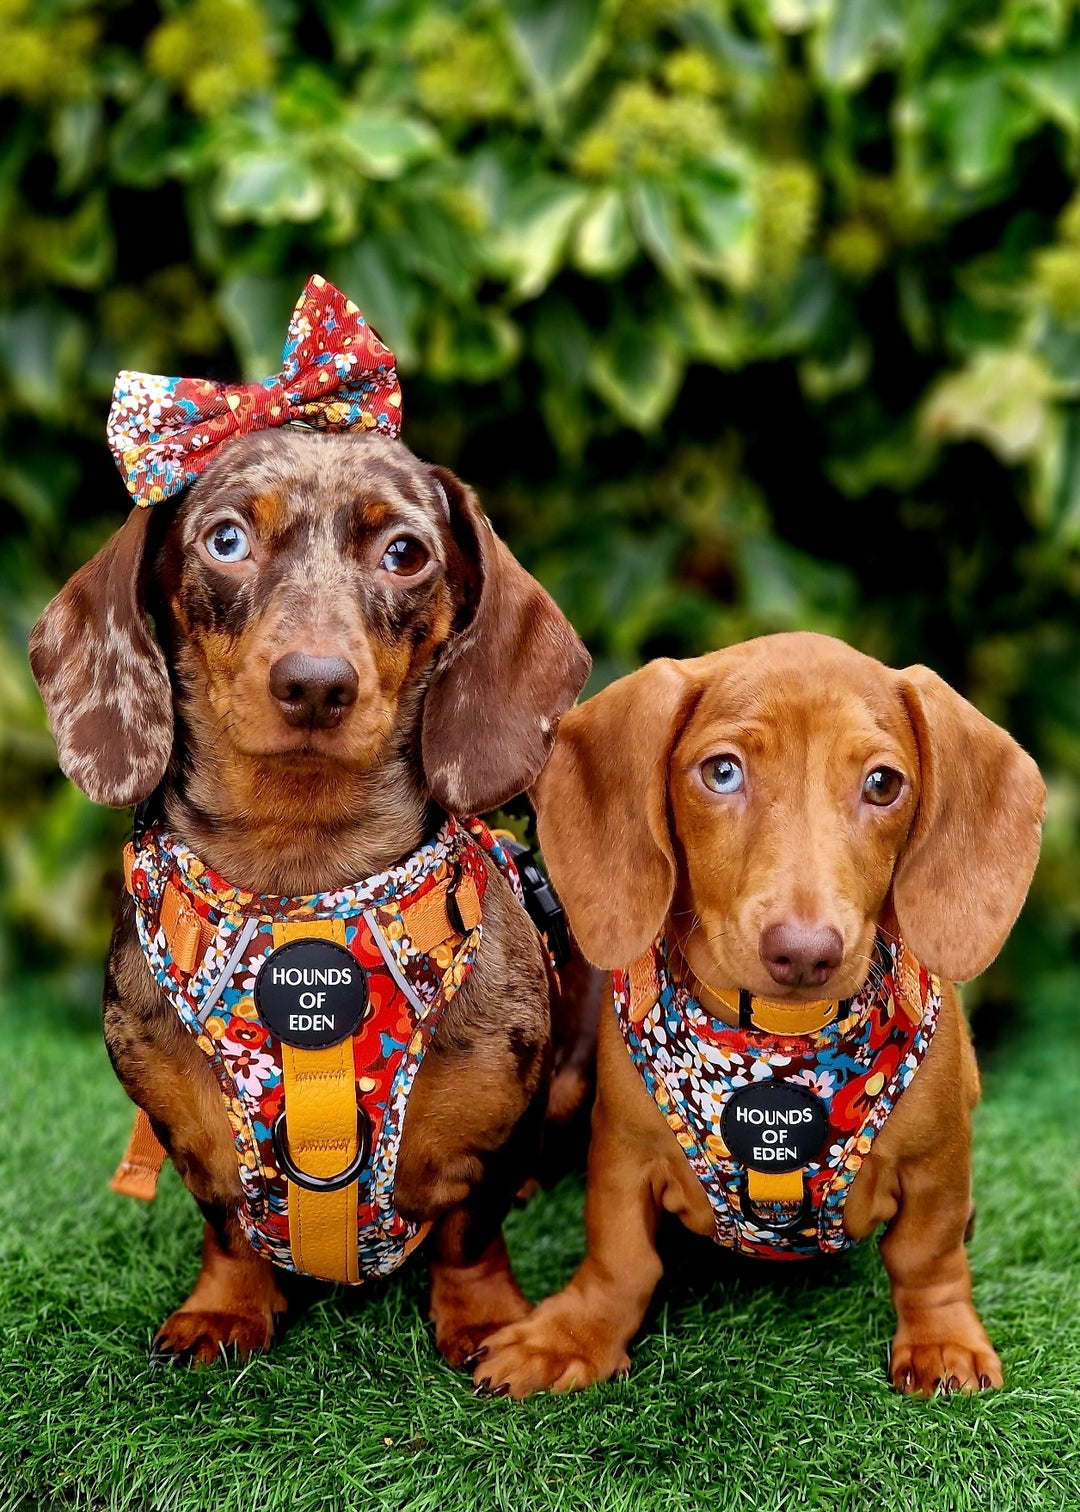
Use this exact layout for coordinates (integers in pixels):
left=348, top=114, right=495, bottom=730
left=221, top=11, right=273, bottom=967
left=759, top=922, right=843, bottom=989
left=268, top=653, right=359, bottom=729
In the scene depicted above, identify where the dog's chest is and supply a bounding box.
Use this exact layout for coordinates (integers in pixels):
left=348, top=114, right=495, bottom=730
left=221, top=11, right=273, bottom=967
left=126, top=817, right=521, bottom=1283
left=613, top=937, right=941, bottom=1260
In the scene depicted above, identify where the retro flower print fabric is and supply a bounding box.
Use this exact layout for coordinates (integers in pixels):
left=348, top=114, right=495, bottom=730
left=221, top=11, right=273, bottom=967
left=613, top=937, right=941, bottom=1260
left=107, top=274, right=403, bottom=507
left=128, top=816, right=519, bottom=1281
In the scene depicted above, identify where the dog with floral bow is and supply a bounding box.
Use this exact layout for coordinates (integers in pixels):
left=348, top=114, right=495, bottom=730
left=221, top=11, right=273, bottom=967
left=30, top=276, right=591, bottom=1365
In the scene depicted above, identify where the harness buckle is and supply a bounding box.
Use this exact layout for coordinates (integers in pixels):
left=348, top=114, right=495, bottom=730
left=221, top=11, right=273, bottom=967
left=501, top=839, right=572, bottom=970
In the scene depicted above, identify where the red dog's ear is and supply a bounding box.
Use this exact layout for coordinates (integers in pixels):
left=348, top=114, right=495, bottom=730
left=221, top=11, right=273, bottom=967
left=533, top=659, right=700, bottom=970
left=421, top=467, right=590, bottom=815
left=892, top=665, right=1046, bottom=981
left=29, top=508, right=173, bottom=807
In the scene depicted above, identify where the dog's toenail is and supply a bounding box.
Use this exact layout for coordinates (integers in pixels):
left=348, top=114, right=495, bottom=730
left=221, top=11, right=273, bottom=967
left=473, top=1377, right=492, bottom=1397
left=148, top=1346, right=175, bottom=1367
left=946, top=1376, right=960, bottom=1394
left=491, top=1383, right=510, bottom=1397
left=464, top=1345, right=489, bottom=1368
left=978, top=1374, right=991, bottom=1390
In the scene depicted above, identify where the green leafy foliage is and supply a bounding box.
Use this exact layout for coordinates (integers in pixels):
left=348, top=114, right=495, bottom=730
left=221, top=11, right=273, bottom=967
left=3, top=0, right=1080, bottom=1005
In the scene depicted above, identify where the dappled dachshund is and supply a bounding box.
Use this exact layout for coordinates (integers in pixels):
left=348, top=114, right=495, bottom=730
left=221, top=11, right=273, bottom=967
left=30, top=410, right=591, bottom=1365
left=474, top=632, right=1045, bottom=1397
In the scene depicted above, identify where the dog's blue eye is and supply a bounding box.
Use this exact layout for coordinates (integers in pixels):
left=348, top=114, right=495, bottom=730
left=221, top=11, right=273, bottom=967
left=205, top=523, right=250, bottom=563
left=863, top=767, right=903, bottom=806
left=701, top=756, right=744, bottom=794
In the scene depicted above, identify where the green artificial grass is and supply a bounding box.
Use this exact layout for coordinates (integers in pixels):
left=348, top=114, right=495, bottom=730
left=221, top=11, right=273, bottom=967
left=3, top=972, right=1080, bottom=1512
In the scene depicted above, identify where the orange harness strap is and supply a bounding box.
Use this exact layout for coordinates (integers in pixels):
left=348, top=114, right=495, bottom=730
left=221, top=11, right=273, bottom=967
left=270, top=896, right=459, bottom=1283
left=111, top=1108, right=168, bottom=1201
left=272, top=918, right=361, bottom=1284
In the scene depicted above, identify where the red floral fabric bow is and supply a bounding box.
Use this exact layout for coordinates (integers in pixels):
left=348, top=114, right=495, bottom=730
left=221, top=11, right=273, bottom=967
left=106, top=274, right=403, bottom=507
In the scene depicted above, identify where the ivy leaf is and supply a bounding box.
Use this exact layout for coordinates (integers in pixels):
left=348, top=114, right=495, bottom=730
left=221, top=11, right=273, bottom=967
left=218, top=273, right=297, bottom=378
left=52, top=101, right=102, bottom=196
left=109, top=82, right=177, bottom=189
left=37, top=195, right=114, bottom=291
left=572, top=188, right=637, bottom=277
left=923, top=63, right=1041, bottom=189
left=489, top=179, right=589, bottom=299
left=427, top=307, right=522, bottom=383
left=748, top=259, right=842, bottom=360
left=815, top=0, right=905, bottom=92
left=680, top=169, right=755, bottom=290
left=628, top=182, right=687, bottom=287
left=736, top=535, right=856, bottom=632
left=0, top=307, right=87, bottom=422
left=335, top=115, right=440, bottom=180
left=588, top=319, right=684, bottom=430
left=532, top=295, right=594, bottom=457
left=1012, top=46, right=1080, bottom=140
left=399, top=201, right=480, bottom=303
left=505, top=0, right=608, bottom=107
left=921, top=349, right=1054, bottom=463
left=1034, top=402, right=1080, bottom=538
left=214, top=150, right=326, bottom=224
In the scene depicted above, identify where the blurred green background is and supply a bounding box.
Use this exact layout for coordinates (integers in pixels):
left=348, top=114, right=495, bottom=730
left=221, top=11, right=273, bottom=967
left=3, top=0, right=1080, bottom=1014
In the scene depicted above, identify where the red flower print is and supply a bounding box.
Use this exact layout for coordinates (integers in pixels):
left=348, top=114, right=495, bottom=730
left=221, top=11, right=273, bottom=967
left=830, top=1043, right=901, bottom=1129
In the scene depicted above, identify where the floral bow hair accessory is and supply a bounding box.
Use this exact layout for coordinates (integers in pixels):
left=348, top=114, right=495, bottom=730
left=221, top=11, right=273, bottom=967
left=106, top=274, right=403, bottom=507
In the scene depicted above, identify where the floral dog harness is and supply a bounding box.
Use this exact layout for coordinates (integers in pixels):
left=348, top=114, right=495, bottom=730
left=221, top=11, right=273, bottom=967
left=613, top=936, right=941, bottom=1260
left=122, top=817, right=521, bottom=1284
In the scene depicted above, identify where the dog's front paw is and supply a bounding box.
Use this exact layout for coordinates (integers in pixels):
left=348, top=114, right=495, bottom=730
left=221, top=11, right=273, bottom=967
left=890, top=1332, right=1003, bottom=1396
left=436, top=1300, right=533, bottom=1371
left=470, top=1299, right=631, bottom=1400
left=429, top=1237, right=534, bottom=1368
left=150, top=1306, right=277, bottom=1367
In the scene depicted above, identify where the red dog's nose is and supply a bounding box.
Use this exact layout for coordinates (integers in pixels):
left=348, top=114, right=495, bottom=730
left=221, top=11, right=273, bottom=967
left=759, top=922, right=843, bottom=989
left=269, top=653, right=359, bottom=729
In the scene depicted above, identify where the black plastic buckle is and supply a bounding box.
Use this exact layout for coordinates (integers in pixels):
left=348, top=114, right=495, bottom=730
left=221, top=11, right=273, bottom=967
left=272, top=1109, right=371, bottom=1192
left=501, top=839, right=571, bottom=970
left=132, top=796, right=158, bottom=847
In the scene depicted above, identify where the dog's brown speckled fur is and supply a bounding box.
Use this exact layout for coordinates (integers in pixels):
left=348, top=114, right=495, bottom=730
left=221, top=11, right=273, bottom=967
left=30, top=429, right=591, bottom=1366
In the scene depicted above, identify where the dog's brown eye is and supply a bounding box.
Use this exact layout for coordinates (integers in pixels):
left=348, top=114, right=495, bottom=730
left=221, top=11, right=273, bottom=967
left=380, top=537, right=428, bottom=576
left=701, top=755, right=745, bottom=795
left=863, top=767, right=903, bottom=806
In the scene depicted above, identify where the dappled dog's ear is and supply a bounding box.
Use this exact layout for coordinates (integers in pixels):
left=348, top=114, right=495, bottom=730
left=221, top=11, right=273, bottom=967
left=533, top=660, right=700, bottom=970
left=421, top=467, right=590, bottom=814
left=29, top=508, right=173, bottom=807
left=892, top=665, right=1045, bottom=982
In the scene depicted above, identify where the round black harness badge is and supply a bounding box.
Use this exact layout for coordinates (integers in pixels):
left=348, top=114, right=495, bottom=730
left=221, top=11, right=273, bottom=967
left=254, top=938, right=368, bottom=1049
left=720, top=1081, right=828, bottom=1173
